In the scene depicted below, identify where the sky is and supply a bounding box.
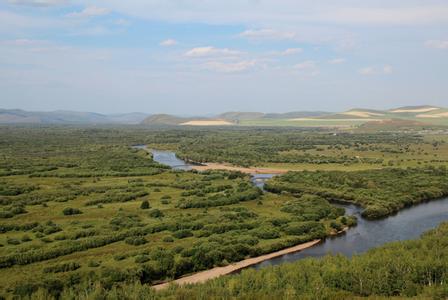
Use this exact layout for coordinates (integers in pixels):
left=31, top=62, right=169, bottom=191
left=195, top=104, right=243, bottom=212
left=0, top=0, right=447, bottom=115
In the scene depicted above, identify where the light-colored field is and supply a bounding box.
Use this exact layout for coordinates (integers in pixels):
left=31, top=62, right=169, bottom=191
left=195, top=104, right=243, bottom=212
left=417, top=112, right=448, bottom=118
left=391, top=107, right=439, bottom=113
left=153, top=239, right=321, bottom=290
left=342, top=111, right=385, bottom=118
left=180, top=120, right=234, bottom=126
left=289, top=118, right=385, bottom=122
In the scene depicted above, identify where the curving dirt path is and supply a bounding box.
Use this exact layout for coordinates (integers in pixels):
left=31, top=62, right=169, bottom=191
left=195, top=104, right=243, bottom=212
left=152, top=239, right=320, bottom=291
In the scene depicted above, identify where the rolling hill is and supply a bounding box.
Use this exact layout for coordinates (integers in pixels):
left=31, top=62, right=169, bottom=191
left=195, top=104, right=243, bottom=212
left=306, top=105, right=448, bottom=125
left=1, top=105, right=446, bottom=127
left=0, top=109, right=149, bottom=125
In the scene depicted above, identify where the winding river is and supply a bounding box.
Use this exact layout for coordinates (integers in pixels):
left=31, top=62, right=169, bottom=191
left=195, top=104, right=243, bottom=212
left=137, top=147, right=448, bottom=268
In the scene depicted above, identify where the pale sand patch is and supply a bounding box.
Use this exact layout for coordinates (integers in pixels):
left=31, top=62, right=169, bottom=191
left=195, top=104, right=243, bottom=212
left=289, top=118, right=384, bottom=122
left=416, top=112, right=448, bottom=118
left=152, top=239, right=320, bottom=291
left=180, top=120, right=234, bottom=126
left=191, top=163, right=288, bottom=174
left=391, top=107, right=439, bottom=113
left=342, top=111, right=385, bottom=118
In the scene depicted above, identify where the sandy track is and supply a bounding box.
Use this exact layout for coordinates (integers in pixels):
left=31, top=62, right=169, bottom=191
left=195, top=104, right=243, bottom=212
left=180, top=120, right=234, bottom=126
left=152, top=239, right=320, bottom=291
left=191, top=163, right=288, bottom=174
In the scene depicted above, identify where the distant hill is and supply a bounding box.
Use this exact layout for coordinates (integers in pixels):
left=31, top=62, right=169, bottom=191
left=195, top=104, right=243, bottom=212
left=307, top=106, right=448, bottom=123
left=264, top=111, right=332, bottom=119
left=107, top=113, right=150, bottom=124
left=0, top=109, right=148, bottom=125
left=2, top=105, right=446, bottom=127
left=141, top=114, right=235, bottom=126
left=141, top=111, right=334, bottom=126
left=218, top=112, right=265, bottom=121
left=141, top=114, right=192, bottom=125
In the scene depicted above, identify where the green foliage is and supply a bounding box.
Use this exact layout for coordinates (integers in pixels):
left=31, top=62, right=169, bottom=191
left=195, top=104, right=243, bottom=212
left=62, top=207, right=82, bottom=215
left=140, top=200, right=150, bottom=210
left=56, top=222, right=448, bottom=299
left=148, top=209, right=164, bottom=218
left=43, top=262, right=80, bottom=273
left=266, top=167, right=448, bottom=219
left=1, top=126, right=445, bottom=299
left=125, top=237, right=147, bottom=246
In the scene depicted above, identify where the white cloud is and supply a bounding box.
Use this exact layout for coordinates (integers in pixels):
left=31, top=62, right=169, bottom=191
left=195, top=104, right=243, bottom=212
left=383, top=65, right=393, bottom=74
left=359, top=67, right=375, bottom=75
left=115, top=19, right=130, bottom=26
left=160, top=39, right=177, bottom=47
left=73, top=1, right=448, bottom=26
left=272, top=48, right=303, bottom=56
left=7, top=0, right=65, bottom=6
left=1, top=39, right=71, bottom=54
left=293, top=60, right=319, bottom=76
left=328, top=58, right=346, bottom=64
left=294, top=60, right=316, bottom=70
left=67, top=6, right=111, bottom=18
left=185, top=46, right=242, bottom=58
left=3, top=39, right=45, bottom=46
left=239, top=29, right=296, bottom=40
left=312, top=6, right=448, bottom=25
left=204, top=60, right=256, bottom=73
left=359, top=65, right=393, bottom=75
left=425, top=40, right=448, bottom=49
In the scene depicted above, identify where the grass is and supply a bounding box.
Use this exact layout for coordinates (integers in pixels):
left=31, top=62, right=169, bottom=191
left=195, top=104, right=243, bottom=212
left=1, top=125, right=447, bottom=298
left=0, top=126, right=353, bottom=297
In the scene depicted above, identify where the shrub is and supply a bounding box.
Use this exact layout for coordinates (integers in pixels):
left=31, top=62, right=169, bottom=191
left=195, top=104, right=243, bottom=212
left=135, top=255, right=150, bottom=263
left=125, top=237, right=147, bottom=246
left=284, top=221, right=323, bottom=236
left=62, top=208, right=82, bottom=216
left=148, top=209, right=164, bottom=218
left=43, top=262, right=80, bottom=273
left=253, top=227, right=280, bottom=240
left=163, top=236, right=174, bottom=243
left=140, top=200, right=150, bottom=210
left=330, top=221, right=343, bottom=231
left=88, top=260, right=101, bottom=267
left=173, top=230, right=193, bottom=239
left=7, top=238, right=21, bottom=245
left=21, top=235, right=32, bottom=242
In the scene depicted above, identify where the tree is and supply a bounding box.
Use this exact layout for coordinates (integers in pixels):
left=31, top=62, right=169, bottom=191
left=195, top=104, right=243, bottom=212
left=140, top=200, right=150, bottom=210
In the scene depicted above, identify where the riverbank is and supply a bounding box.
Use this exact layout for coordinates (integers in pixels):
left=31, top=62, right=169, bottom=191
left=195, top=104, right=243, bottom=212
left=190, top=162, right=288, bottom=174
left=152, top=239, right=321, bottom=291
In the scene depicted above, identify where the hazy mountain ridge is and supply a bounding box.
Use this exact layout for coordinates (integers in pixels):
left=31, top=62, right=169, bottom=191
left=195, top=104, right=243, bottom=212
left=142, top=105, right=446, bottom=125
left=0, top=109, right=149, bottom=125
left=1, top=105, right=446, bottom=126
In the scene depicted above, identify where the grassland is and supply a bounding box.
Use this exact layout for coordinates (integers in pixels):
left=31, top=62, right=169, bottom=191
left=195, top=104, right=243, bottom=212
left=1, top=125, right=447, bottom=298
left=175, top=129, right=448, bottom=170
left=0, top=126, right=353, bottom=298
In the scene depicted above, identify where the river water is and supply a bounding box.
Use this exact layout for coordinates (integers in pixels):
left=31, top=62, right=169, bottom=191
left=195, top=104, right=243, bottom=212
left=137, top=147, right=448, bottom=267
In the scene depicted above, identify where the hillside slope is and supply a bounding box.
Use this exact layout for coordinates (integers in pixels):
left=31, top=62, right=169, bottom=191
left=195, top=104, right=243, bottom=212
left=0, top=109, right=148, bottom=124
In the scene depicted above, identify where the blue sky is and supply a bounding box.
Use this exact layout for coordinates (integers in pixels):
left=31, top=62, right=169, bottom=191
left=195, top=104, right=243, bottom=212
left=0, top=0, right=447, bottom=114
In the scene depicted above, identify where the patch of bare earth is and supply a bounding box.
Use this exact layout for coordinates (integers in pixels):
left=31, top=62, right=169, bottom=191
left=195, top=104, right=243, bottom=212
left=391, top=107, right=439, bottom=113
left=152, top=240, right=320, bottom=291
left=180, top=120, right=234, bottom=126
left=191, top=163, right=288, bottom=174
